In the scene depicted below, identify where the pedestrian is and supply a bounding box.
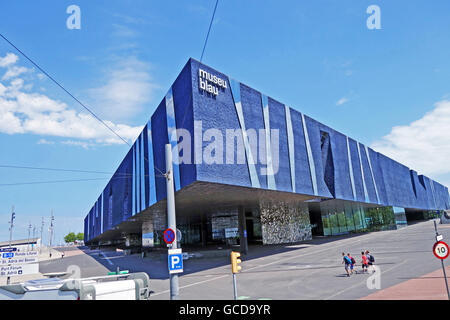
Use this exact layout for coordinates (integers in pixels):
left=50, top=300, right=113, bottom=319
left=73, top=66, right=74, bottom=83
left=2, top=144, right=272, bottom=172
left=342, top=252, right=352, bottom=277
left=361, top=251, right=368, bottom=273
left=365, top=250, right=375, bottom=273
left=348, top=253, right=356, bottom=274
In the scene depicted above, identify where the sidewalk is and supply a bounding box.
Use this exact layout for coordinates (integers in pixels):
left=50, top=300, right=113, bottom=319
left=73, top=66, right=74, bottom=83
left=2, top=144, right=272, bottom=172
left=361, top=265, right=450, bottom=300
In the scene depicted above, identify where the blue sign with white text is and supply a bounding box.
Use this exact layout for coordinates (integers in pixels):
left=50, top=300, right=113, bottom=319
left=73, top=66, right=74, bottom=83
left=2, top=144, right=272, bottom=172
left=2, top=252, right=14, bottom=258
left=168, top=253, right=183, bottom=273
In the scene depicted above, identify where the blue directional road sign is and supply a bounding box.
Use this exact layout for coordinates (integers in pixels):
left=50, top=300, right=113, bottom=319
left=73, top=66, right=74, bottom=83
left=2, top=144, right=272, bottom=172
left=168, top=248, right=183, bottom=274
left=2, top=252, right=14, bottom=259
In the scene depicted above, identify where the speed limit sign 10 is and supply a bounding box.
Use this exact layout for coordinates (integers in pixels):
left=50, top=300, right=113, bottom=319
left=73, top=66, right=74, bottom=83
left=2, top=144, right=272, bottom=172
left=433, top=241, right=450, bottom=260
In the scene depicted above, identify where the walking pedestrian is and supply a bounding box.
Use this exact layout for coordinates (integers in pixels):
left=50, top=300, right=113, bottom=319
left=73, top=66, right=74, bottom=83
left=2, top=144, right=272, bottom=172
left=348, top=253, right=356, bottom=274
left=342, top=252, right=352, bottom=277
left=365, top=250, right=375, bottom=273
left=361, top=251, right=368, bottom=273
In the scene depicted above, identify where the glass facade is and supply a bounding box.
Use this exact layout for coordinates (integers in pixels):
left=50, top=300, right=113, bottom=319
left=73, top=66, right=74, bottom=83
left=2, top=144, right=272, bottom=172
left=393, top=207, right=407, bottom=228
left=320, top=201, right=398, bottom=236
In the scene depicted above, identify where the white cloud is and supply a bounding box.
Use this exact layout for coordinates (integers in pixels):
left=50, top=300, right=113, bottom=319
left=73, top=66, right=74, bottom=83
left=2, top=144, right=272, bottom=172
left=0, top=53, right=18, bottom=67
left=61, top=140, right=95, bottom=149
left=88, top=56, right=159, bottom=120
left=111, top=24, right=138, bottom=38
left=336, top=97, right=349, bottom=106
left=371, top=99, right=450, bottom=186
left=37, top=138, right=55, bottom=145
left=0, top=52, right=143, bottom=145
left=0, top=53, right=31, bottom=80
left=2, top=65, right=29, bottom=80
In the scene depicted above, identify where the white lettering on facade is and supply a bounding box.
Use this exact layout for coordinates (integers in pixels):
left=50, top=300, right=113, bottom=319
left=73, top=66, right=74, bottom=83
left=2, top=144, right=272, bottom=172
left=198, top=68, right=227, bottom=96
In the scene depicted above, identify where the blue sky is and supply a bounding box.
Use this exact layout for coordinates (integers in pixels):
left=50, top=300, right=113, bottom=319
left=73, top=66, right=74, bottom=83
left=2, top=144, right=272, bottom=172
left=1, top=1, right=450, bottom=244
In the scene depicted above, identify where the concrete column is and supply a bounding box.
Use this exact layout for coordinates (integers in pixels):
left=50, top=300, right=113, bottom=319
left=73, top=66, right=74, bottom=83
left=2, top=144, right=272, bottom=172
left=238, top=206, right=248, bottom=254
left=201, top=213, right=207, bottom=247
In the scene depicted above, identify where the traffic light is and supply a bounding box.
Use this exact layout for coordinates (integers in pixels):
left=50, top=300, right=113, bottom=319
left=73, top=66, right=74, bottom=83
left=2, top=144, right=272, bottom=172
left=230, top=251, right=242, bottom=274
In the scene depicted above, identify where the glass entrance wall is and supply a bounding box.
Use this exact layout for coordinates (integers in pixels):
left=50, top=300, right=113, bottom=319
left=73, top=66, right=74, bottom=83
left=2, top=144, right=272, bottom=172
left=344, top=203, right=356, bottom=232
left=364, top=207, right=396, bottom=231
left=393, top=207, right=407, bottom=228
left=319, top=201, right=397, bottom=236
left=322, top=212, right=331, bottom=236
left=336, top=204, right=348, bottom=234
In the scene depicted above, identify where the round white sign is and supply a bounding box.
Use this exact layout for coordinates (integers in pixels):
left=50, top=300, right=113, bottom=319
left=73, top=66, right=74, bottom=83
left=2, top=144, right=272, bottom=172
left=433, top=241, right=449, bottom=260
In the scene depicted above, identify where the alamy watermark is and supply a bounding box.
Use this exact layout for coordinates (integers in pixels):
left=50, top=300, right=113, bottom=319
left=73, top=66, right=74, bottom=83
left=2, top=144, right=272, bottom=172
left=66, top=5, right=81, bottom=30
left=367, top=5, right=381, bottom=30
left=366, top=265, right=381, bottom=290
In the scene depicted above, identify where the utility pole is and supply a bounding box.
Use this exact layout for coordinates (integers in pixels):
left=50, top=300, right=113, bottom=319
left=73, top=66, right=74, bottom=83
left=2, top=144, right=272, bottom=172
left=40, top=217, right=44, bottom=253
left=8, top=206, right=15, bottom=248
left=27, top=223, right=32, bottom=252
left=48, top=211, right=54, bottom=257
left=165, top=144, right=179, bottom=300
left=32, top=225, right=36, bottom=250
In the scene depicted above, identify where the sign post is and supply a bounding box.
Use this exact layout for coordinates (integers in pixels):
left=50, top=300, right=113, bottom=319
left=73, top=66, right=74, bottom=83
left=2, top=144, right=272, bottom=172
left=433, top=220, right=450, bottom=300
left=165, top=144, right=180, bottom=300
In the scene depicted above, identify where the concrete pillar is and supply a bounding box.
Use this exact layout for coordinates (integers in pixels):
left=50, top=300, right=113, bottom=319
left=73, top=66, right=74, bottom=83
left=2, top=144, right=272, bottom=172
left=238, top=206, right=248, bottom=254
left=201, top=213, right=207, bottom=247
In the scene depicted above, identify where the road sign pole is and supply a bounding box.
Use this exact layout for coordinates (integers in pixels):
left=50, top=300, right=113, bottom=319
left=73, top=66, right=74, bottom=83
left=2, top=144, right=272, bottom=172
left=441, top=259, right=450, bottom=300
left=166, top=144, right=179, bottom=300
left=232, top=273, right=237, bottom=300
left=433, top=221, right=450, bottom=300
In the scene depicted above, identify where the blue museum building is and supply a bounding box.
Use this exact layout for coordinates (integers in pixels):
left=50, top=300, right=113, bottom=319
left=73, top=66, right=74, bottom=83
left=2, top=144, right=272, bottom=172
left=84, top=59, right=450, bottom=250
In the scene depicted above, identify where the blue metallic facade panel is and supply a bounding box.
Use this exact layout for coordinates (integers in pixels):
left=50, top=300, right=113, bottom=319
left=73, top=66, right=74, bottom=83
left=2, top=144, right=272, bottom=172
left=348, top=138, right=365, bottom=202
left=240, top=84, right=268, bottom=190
left=410, top=170, right=428, bottom=209
left=289, top=110, right=314, bottom=195
left=151, top=99, right=169, bottom=202
left=191, top=60, right=252, bottom=187
left=369, top=150, right=388, bottom=206
left=327, top=128, right=353, bottom=201
left=303, top=116, right=332, bottom=198
left=378, top=153, right=417, bottom=208
left=172, top=61, right=196, bottom=189
left=358, top=143, right=378, bottom=204
left=268, top=97, right=291, bottom=193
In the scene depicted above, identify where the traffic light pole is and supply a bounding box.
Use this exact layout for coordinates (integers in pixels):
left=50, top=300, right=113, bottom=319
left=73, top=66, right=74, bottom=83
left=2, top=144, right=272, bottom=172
left=166, top=144, right=179, bottom=300
left=231, top=251, right=242, bottom=300
left=232, top=273, right=237, bottom=300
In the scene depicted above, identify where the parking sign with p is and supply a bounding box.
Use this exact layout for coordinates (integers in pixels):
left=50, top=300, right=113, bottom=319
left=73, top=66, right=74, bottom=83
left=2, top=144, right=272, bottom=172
left=168, top=248, right=183, bottom=274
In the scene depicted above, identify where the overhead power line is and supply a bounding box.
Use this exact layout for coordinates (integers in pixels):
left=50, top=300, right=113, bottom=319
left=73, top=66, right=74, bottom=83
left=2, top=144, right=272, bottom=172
left=0, top=1, right=220, bottom=182
left=200, top=0, right=220, bottom=62
left=0, top=32, right=166, bottom=177
left=0, top=177, right=108, bottom=186
left=0, top=165, right=115, bottom=175
left=0, top=33, right=130, bottom=147
left=179, top=0, right=220, bottom=132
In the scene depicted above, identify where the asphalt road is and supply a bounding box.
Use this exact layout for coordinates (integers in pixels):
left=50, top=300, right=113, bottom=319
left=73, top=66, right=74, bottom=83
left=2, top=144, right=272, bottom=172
left=39, top=220, right=450, bottom=300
